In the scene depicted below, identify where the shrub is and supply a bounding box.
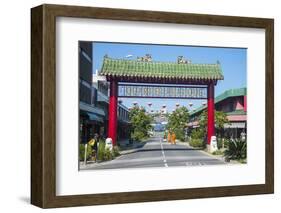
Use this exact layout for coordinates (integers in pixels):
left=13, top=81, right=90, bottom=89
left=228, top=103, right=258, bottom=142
left=131, top=131, right=145, bottom=142
left=112, top=146, right=120, bottom=158
left=104, top=147, right=113, bottom=161
left=97, top=141, right=120, bottom=161
left=217, top=138, right=223, bottom=149
left=224, top=138, right=230, bottom=148
left=217, top=138, right=230, bottom=149
left=224, top=139, right=247, bottom=160
left=189, top=138, right=204, bottom=148
left=97, top=142, right=105, bottom=161
left=174, top=128, right=185, bottom=142
left=190, top=128, right=204, bottom=139
left=79, top=144, right=92, bottom=161
left=189, top=128, right=205, bottom=148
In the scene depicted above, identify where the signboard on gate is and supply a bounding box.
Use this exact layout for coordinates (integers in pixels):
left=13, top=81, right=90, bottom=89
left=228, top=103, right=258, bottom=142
left=118, top=84, right=207, bottom=99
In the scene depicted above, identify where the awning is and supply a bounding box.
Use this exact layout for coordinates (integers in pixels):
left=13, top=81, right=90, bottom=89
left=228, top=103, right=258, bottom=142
left=224, top=122, right=246, bottom=128
left=79, top=102, right=105, bottom=116
left=86, top=112, right=104, bottom=123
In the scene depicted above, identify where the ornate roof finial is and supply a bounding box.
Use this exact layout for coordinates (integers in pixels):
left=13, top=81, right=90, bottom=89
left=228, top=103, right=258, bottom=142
left=177, top=56, right=191, bottom=64
left=137, top=54, right=152, bottom=62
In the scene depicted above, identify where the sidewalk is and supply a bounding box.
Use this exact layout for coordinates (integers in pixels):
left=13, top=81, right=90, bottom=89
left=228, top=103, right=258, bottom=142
left=175, top=140, right=241, bottom=164
left=79, top=139, right=147, bottom=170
left=118, top=139, right=146, bottom=155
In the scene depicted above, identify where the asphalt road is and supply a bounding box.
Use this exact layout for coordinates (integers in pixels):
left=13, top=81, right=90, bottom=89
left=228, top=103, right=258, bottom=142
left=81, top=135, right=225, bottom=170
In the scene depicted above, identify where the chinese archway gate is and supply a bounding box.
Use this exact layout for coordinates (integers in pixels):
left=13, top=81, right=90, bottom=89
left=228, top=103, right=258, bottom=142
left=100, top=55, right=223, bottom=149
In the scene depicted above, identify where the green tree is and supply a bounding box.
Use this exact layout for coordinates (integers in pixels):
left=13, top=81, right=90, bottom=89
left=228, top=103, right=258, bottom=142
left=196, top=110, right=229, bottom=147
left=215, top=110, right=229, bottom=131
left=167, top=106, right=189, bottom=141
left=129, top=106, right=153, bottom=141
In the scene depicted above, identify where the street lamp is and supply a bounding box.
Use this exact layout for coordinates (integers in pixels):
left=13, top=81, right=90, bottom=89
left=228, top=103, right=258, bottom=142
left=147, top=102, right=153, bottom=114
left=161, top=104, right=167, bottom=114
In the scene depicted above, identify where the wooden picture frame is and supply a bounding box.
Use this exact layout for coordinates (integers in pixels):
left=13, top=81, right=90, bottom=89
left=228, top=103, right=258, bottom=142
left=31, top=4, right=274, bottom=208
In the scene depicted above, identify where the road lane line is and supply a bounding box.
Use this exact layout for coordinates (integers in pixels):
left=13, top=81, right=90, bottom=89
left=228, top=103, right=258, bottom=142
left=159, top=137, right=168, bottom=167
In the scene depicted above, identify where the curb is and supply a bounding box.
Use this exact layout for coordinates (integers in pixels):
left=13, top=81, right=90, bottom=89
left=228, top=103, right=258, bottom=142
left=119, top=144, right=144, bottom=155
left=171, top=141, right=228, bottom=163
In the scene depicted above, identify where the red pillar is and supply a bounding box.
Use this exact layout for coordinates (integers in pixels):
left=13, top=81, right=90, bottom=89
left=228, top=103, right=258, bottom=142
left=108, top=80, right=118, bottom=146
left=207, top=82, right=215, bottom=145
left=244, top=95, right=247, bottom=112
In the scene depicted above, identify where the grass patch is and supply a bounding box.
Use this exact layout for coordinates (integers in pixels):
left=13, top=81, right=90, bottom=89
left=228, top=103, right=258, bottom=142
left=212, top=149, right=224, bottom=155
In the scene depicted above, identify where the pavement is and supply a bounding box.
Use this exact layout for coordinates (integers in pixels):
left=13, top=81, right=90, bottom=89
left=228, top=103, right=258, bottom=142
left=80, top=135, right=226, bottom=170
left=118, top=139, right=146, bottom=155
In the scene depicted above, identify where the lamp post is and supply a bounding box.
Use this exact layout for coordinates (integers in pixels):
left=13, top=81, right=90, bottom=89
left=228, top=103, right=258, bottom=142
left=189, top=102, right=193, bottom=110
left=148, top=102, right=152, bottom=113
left=162, top=104, right=166, bottom=114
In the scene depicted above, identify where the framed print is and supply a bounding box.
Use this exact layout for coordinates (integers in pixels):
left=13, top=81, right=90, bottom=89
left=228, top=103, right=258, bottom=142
left=31, top=4, right=274, bottom=208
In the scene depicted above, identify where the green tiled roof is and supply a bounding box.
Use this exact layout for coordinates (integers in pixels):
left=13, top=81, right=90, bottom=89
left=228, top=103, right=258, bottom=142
left=189, top=88, right=247, bottom=116
left=100, top=57, right=224, bottom=81
left=215, top=88, right=246, bottom=103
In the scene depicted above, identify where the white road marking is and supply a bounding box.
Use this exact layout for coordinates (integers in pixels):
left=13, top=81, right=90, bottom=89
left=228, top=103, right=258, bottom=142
left=160, top=137, right=168, bottom=167
left=186, top=162, right=206, bottom=166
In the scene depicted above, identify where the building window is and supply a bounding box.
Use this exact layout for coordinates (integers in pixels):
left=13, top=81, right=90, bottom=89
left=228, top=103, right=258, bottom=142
left=79, top=83, right=91, bottom=104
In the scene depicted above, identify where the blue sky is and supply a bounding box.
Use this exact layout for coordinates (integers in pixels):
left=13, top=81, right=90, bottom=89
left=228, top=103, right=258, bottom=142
left=92, top=42, right=246, bottom=112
